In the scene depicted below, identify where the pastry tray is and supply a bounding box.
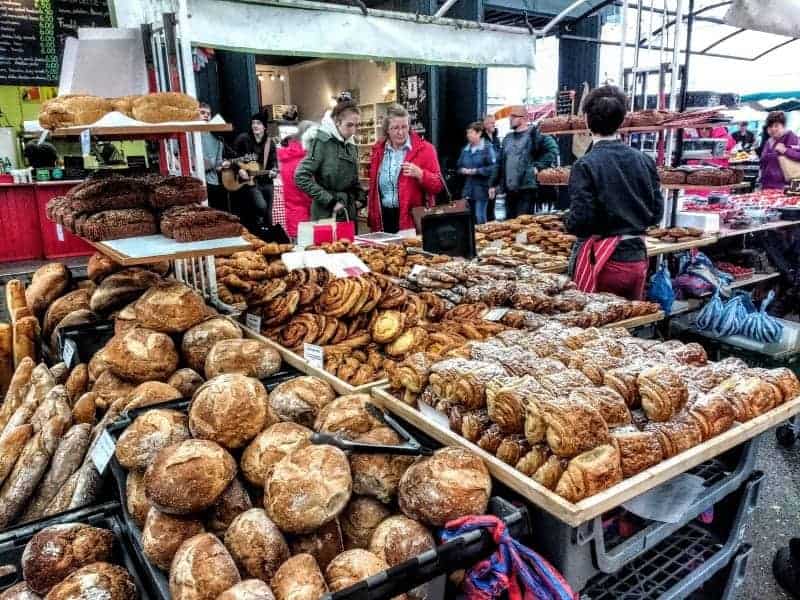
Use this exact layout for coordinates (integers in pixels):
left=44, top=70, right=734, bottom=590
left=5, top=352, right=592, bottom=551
left=370, top=385, right=800, bottom=527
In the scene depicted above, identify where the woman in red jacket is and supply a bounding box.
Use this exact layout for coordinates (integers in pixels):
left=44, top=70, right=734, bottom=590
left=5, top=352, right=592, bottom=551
left=277, top=121, right=314, bottom=238
left=367, top=104, right=443, bottom=233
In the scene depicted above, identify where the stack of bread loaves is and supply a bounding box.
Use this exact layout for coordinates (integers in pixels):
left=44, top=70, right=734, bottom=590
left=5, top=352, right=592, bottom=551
left=114, top=371, right=493, bottom=599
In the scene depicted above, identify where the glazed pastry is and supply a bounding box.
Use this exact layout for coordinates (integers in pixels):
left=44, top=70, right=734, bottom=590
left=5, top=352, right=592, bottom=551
left=532, top=455, right=567, bottom=490
left=538, top=369, right=594, bottom=394
left=747, top=367, right=800, bottom=403
left=515, top=445, right=550, bottom=477
left=523, top=390, right=557, bottom=445
left=643, top=419, right=703, bottom=459
left=567, top=349, right=623, bottom=385
left=486, top=376, right=542, bottom=434
left=370, top=311, right=406, bottom=344
left=715, top=375, right=781, bottom=421
left=477, top=424, right=504, bottom=454
left=378, top=285, right=408, bottom=310
left=535, top=395, right=611, bottom=458
left=604, top=362, right=653, bottom=408
left=569, top=387, right=631, bottom=428
left=444, top=303, right=489, bottom=322
left=610, top=426, right=663, bottom=478
left=317, top=279, right=363, bottom=318
left=279, top=314, right=321, bottom=350
left=638, top=365, right=689, bottom=421
left=461, top=409, right=491, bottom=443
left=555, top=445, right=623, bottom=502
left=686, top=393, right=736, bottom=440
left=263, top=291, right=300, bottom=327
left=388, top=352, right=432, bottom=393
left=385, top=327, right=428, bottom=357
left=495, top=435, right=531, bottom=466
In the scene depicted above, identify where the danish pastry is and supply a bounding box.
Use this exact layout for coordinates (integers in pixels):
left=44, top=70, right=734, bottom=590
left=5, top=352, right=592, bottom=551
left=370, top=311, right=406, bottom=344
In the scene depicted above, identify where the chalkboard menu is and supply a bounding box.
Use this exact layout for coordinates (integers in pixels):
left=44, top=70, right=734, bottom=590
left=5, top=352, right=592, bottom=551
left=0, top=0, right=110, bottom=86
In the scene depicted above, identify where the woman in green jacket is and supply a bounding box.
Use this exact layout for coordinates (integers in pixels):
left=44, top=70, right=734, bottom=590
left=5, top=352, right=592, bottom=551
left=295, top=100, right=364, bottom=222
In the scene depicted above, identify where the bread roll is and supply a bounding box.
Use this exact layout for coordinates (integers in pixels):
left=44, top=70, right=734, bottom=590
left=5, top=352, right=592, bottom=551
left=5, top=280, right=28, bottom=323
left=0, top=357, right=34, bottom=431
left=189, top=374, right=270, bottom=449
left=204, top=339, right=282, bottom=380
left=126, top=469, right=151, bottom=527
left=350, top=427, right=413, bottom=503
left=0, top=323, right=13, bottom=396
left=168, top=368, right=205, bottom=398
left=268, top=376, right=336, bottom=428
left=63, top=364, right=88, bottom=405
left=142, top=508, right=204, bottom=570
left=369, top=515, right=434, bottom=566
left=50, top=362, right=68, bottom=385
left=264, top=444, right=352, bottom=534
left=22, top=523, right=113, bottom=594
left=116, top=409, right=190, bottom=470
left=206, top=478, right=253, bottom=537
left=399, top=447, right=491, bottom=527
left=272, top=554, right=327, bottom=600
left=325, top=549, right=388, bottom=592
left=170, top=533, right=241, bottom=600
left=91, top=370, right=135, bottom=411
left=13, top=316, right=39, bottom=368
left=72, top=392, right=97, bottom=425
left=105, top=327, right=179, bottom=383
left=145, top=439, right=236, bottom=515
left=241, top=422, right=312, bottom=487
left=340, top=496, right=391, bottom=551
left=0, top=581, right=40, bottom=599
left=0, top=424, right=33, bottom=487
left=133, top=282, right=207, bottom=333
left=25, top=263, right=70, bottom=317
left=45, top=561, right=136, bottom=600
left=182, top=317, right=243, bottom=373
left=89, top=268, right=161, bottom=314
left=290, top=518, right=344, bottom=571
left=314, top=394, right=382, bottom=439
left=217, top=580, right=276, bottom=600
left=224, top=508, right=289, bottom=581
left=43, top=289, right=92, bottom=338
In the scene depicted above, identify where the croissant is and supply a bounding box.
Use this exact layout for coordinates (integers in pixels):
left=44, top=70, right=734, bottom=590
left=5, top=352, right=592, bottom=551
left=570, top=387, right=631, bottom=428
left=477, top=424, right=504, bottom=454
left=515, top=445, right=550, bottom=477
left=638, top=365, right=689, bottom=422
left=643, top=419, right=702, bottom=459
left=389, top=352, right=433, bottom=393
left=461, top=408, right=491, bottom=442
left=486, top=376, right=542, bottom=434
left=610, top=426, right=663, bottom=478
left=747, top=367, right=800, bottom=403
left=370, top=310, right=406, bottom=344
left=524, top=390, right=557, bottom=445
left=685, top=392, right=736, bottom=441
left=540, top=396, right=611, bottom=458
left=533, top=455, right=568, bottom=490
left=496, top=435, right=531, bottom=466
left=716, top=375, right=781, bottom=421
left=555, top=444, right=623, bottom=502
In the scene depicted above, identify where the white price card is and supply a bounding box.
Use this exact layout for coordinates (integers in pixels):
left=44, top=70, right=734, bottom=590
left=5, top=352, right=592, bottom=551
left=490, top=240, right=504, bottom=248
left=245, top=313, right=262, bottom=332
left=90, top=429, right=116, bottom=475
left=515, top=231, right=528, bottom=244
left=409, top=264, right=426, bottom=278
left=483, top=307, right=510, bottom=321
left=304, top=343, right=324, bottom=369
left=55, top=223, right=65, bottom=242
left=80, top=129, right=91, bottom=156
left=61, top=339, right=77, bottom=368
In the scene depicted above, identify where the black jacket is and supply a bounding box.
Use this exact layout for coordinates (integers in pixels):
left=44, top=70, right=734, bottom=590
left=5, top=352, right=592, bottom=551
left=565, top=140, right=664, bottom=261
left=233, top=132, right=278, bottom=184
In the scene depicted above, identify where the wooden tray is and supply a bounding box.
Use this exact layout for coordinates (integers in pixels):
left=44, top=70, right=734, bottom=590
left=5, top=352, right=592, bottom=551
left=90, top=235, right=251, bottom=266
left=605, top=311, right=664, bottom=330
left=371, top=385, right=800, bottom=527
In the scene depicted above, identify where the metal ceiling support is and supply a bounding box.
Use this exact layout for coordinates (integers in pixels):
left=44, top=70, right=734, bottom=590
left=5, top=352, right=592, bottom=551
left=434, top=0, right=461, bottom=18
left=641, top=0, right=732, bottom=45
left=559, top=33, right=757, bottom=60
left=751, top=37, right=799, bottom=61
left=700, top=27, right=744, bottom=53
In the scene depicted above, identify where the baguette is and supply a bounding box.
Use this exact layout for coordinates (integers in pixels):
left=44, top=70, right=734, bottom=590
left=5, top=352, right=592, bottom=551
left=0, top=424, right=33, bottom=487
left=21, top=423, right=90, bottom=522
left=0, top=364, right=55, bottom=441
left=13, top=316, right=40, bottom=368
left=0, top=357, right=35, bottom=431
left=5, top=280, right=28, bottom=323
left=42, top=466, right=81, bottom=518
left=30, top=385, right=71, bottom=434
left=66, top=460, right=102, bottom=510
left=0, top=323, right=12, bottom=396
left=0, top=415, right=68, bottom=528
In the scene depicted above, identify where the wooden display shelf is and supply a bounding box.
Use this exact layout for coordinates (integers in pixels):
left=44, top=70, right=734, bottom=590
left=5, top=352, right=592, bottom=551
left=89, top=234, right=251, bottom=266
left=543, top=123, right=703, bottom=136
left=717, top=219, right=797, bottom=239
left=726, top=271, right=780, bottom=291
left=646, top=236, right=717, bottom=256
left=372, top=385, right=800, bottom=527
left=50, top=122, right=232, bottom=137
left=661, top=182, right=750, bottom=191
left=604, top=310, right=664, bottom=329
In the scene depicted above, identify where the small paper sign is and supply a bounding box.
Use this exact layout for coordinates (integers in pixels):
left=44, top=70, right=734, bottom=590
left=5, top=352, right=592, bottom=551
left=409, top=264, right=426, bottom=277
left=90, top=429, right=116, bottom=475
left=515, top=231, right=528, bottom=244
left=344, top=266, right=367, bottom=278
left=304, top=343, right=324, bottom=369
left=61, top=339, right=77, bottom=369
left=80, top=129, right=91, bottom=156
left=55, top=224, right=65, bottom=242
left=483, top=307, right=510, bottom=321
left=37, top=129, right=49, bottom=145
left=245, top=313, right=262, bottom=332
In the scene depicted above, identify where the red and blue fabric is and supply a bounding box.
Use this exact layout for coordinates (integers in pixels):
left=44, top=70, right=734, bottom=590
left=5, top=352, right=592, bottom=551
left=441, top=515, right=578, bottom=600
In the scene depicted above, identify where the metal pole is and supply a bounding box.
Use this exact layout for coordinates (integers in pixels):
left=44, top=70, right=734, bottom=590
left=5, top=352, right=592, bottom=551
left=177, top=0, right=205, bottom=181
left=619, top=0, right=629, bottom=87
left=434, top=0, right=460, bottom=18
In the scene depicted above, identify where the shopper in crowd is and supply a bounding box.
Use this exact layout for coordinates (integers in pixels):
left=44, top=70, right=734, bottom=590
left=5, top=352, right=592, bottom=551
left=565, top=85, right=663, bottom=301
left=489, top=105, right=558, bottom=218
left=277, top=121, right=315, bottom=238
left=199, top=102, right=229, bottom=212
left=228, top=112, right=278, bottom=231
left=457, top=121, right=497, bottom=225
left=732, top=121, right=756, bottom=150
left=482, top=113, right=501, bottom=221
left=367, top=104, right=443, bottom=233
left=295, top=100, right=363, bottom=222
left=760, top=110, right=800, bottom=189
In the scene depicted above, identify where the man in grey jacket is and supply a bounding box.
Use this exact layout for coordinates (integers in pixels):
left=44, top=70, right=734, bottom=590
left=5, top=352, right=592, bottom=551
left=490, top=105, right=559, bottom=218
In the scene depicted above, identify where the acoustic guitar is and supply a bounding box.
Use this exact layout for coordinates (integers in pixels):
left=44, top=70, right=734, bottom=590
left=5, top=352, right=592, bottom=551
left=221, top=159, right=277, bottom=192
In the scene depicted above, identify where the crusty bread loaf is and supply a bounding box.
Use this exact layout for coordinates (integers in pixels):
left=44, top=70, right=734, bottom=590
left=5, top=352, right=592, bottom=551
left=1, top=363, right=54, bottom=439
left=5, top=280, right=28, bottom=324
left=39, top=95, right=113, bottom=129
left=71, top=392, right=97, bottom=425
left=89, top=268, right=161, bottom=314
left=126, top=469, right=151, bottom=527
left=350, top=427, right=414, bottom=503
left=87, top=252, right=120, bottom=283
left=145, top=439, right=237, bottom=514
left=133, top=282, right=207, bottom=333
left=339, top=496, right=391, bottom=550
left=268, top=376, right=336, bottom=428
left=21, top=523, right=113, bottom=594
left=399, top=447, right=491, bottom=527
left=369, top=515, right=434, bottom=566
left=206, top=478, right=253, bottom=537
left=189, top=374, right=270, bottom=449
left=142, top=507, right=204, bottom=570
left=290, top=518, right=345, bottom=571
left=0, top=356, right=34, bottom=432
left=91, top=370, right=135, bottom=411
left=105, top=327, right=179, bottom=383
left=314, top=394, right=382, bottom=440
left=43, top=289, right=92, bottom=338
left=0, top=424, right=33, bottom=488
left=132, top=92, right=200, bottom=123
left=181, top=317, right=243, bottom=373
left=264, top=444, right=352, bottom=534
left=224, top=508, right=289, bottom=581
left=44, top=561, right=136, bottom=600
left=240, top=422, right=312, bottom=487
left=271, top=554, right=328, bottom=600
left=108, top=95, right=141, bottom=117
left=64, top=363, right=89, bottom=404
left=50, top=362, right=68, bottom=385
left=116, top=409, right=190, bottom=471
left=88, top=346, right=112, bottom=382
left=204, top=339, right=282, bottom=380
left=217, top=580, right=276, bottom=600
left=168, top=368, right=205, bottom=398
left=325, top=549, right=389, bottom=593
left=13, top=316, right=39, bottom=368
left=0, top=581, right=40, bottom=599
left=0, top=323, right=12, bottom=396
left=169, top=533, right=241, bottom=600
left=123, top=381, right=182, bottom=413
left=25, top=263, right=70, bottom=317
left=29, top=385, right=70, bottom=434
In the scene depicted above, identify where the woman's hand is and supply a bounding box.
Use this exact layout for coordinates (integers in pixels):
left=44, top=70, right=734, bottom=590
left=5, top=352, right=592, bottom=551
left=776, top=142, right=787, bottom=155
left=402, top=162, right=423, bottom=180
left=488, top=187, right=496, bottom=200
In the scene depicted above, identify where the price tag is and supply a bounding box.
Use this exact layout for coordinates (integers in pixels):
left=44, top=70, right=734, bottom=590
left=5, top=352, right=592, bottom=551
left=343, top=266, right=367, bottom=278
left=515, top=231, right=528, bottom=244
left=490, top=240, right=504, bottom=248
left=245, top=313, right=262, bottom=332
left=37, top=129, right=49, bottom=145
left=90, top=429, right=116, bottom=475
left=304, top=343, right=324, bottom=369
left=483, top=307, right=510, bottom=321
left=55, top=223, right=65, bottom=242
left=61, top=339, right=77, bottom=369
left=409, top=264, right=426, bottom=278
left=80, top=129, right=91, bottom=157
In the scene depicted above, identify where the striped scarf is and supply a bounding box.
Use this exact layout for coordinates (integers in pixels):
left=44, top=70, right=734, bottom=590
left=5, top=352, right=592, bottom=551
left=573, top=236, right=622, bottom=293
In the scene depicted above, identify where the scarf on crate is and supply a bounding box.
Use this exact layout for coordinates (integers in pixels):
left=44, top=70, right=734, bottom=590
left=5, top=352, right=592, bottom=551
left=573, top=236, right=621, bottom=293
left=441, top=515, right=578, bottom=600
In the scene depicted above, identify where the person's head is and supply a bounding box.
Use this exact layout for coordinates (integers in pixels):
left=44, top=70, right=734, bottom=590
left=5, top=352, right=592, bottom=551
left=250, top=113, right=266, bottom=139
left=739, top=121, right=749, bottom=132
left=583, top=86, right=628, bottom=135
left=508, top=106, right=528, bottom=131
left=466, top=122, right=484, bottom=145
left=331, top=100, right=360, bottom=140
left=199, top=102, right=212, bottom=122
left=382, top=104, right=411, bottom=148
left=766, top=111, right=787, bottom=139
left=483, top=114, right=496, bottom=133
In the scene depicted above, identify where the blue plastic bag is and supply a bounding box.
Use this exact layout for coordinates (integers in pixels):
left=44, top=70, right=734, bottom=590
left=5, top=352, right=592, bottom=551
left=695, top=287, right=725, bottom=332
left=741, top=290, right=783, bottom=343
left=647, top=262, right=675, bottom=313
left=677, top=252, right=733, bottom=297
left=715, top=292, right=755, bottom=337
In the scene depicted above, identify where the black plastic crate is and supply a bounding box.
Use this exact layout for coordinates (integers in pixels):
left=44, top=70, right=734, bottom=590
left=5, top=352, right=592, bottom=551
left=580, top=471, right=763, bottom=599
left=0, top=501, right=153, bottom=599
left=55, top=319, right=115, bottom=368
left=688, top=543, right=753, bottom=600
left=421, top=210, right=475, bottom=259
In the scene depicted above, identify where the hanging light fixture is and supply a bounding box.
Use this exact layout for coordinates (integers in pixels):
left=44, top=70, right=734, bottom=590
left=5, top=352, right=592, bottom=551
left=279, top=74, right=285, bottom=81
left=270, top=73, right=276, bottom=81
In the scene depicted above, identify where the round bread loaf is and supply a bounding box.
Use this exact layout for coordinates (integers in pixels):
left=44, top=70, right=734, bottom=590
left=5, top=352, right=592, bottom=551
left=204, top=339, right=282, bottom=380
left=87, top=251, right=120, bottom=283
left=170, top=533, right=240, bottom=600
left=133, top=282, right=207, bottom=333
left=126, top=469, right=151, bottom=527
left=224, top=508, right=290, bottom=582
left=116, top=409, right=190, bottom=470
left=217, top=580, right=276, bottom=600
left=271, top=554, right=327, bottom=600
left=268, top=376, right=336, bottom=428
left=313, top=394, right=382, bottom=439
left=206, top=478, right=253, bottom=537
left=339, top=496, right=391, bottom=550
left=0, top=582, right=40, bottom=599
left=289, top=518, right=344, bottom=571
left=91, top=370, right=135, bottom=410
left=88, top=346, right=112, bottom=382
left=189, top=374, right=270, bottom=449
left=105, top=327, right=179, bottom=383
left=25, top=263, right=70, bottom=317
left=325, top=549, right=388, bottom=593
left=142, top=508, right=204, bottom=571
left=43, top=289, right=91, bottom=338
left=124, top=381, right=182, bottom=412
left=369, top=515, right=434, bottom=566
left=168, top=368, right=205, bottom=398
left=182, top=317, right=243, bottom=373
left=132, top=92, right=200, bottom=123
left=241, top=422, right=312, bottom=487
left=264, top=444, right=352, bottom=534
left=22, top=524, right=114, bottom=594
left=350, top=427, right=414, bottom=503
left=45, top=562, right=136, bottom=600
left=145, top=439, right=237, bottom=514
left=399, top=447, right=491, bottom=526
